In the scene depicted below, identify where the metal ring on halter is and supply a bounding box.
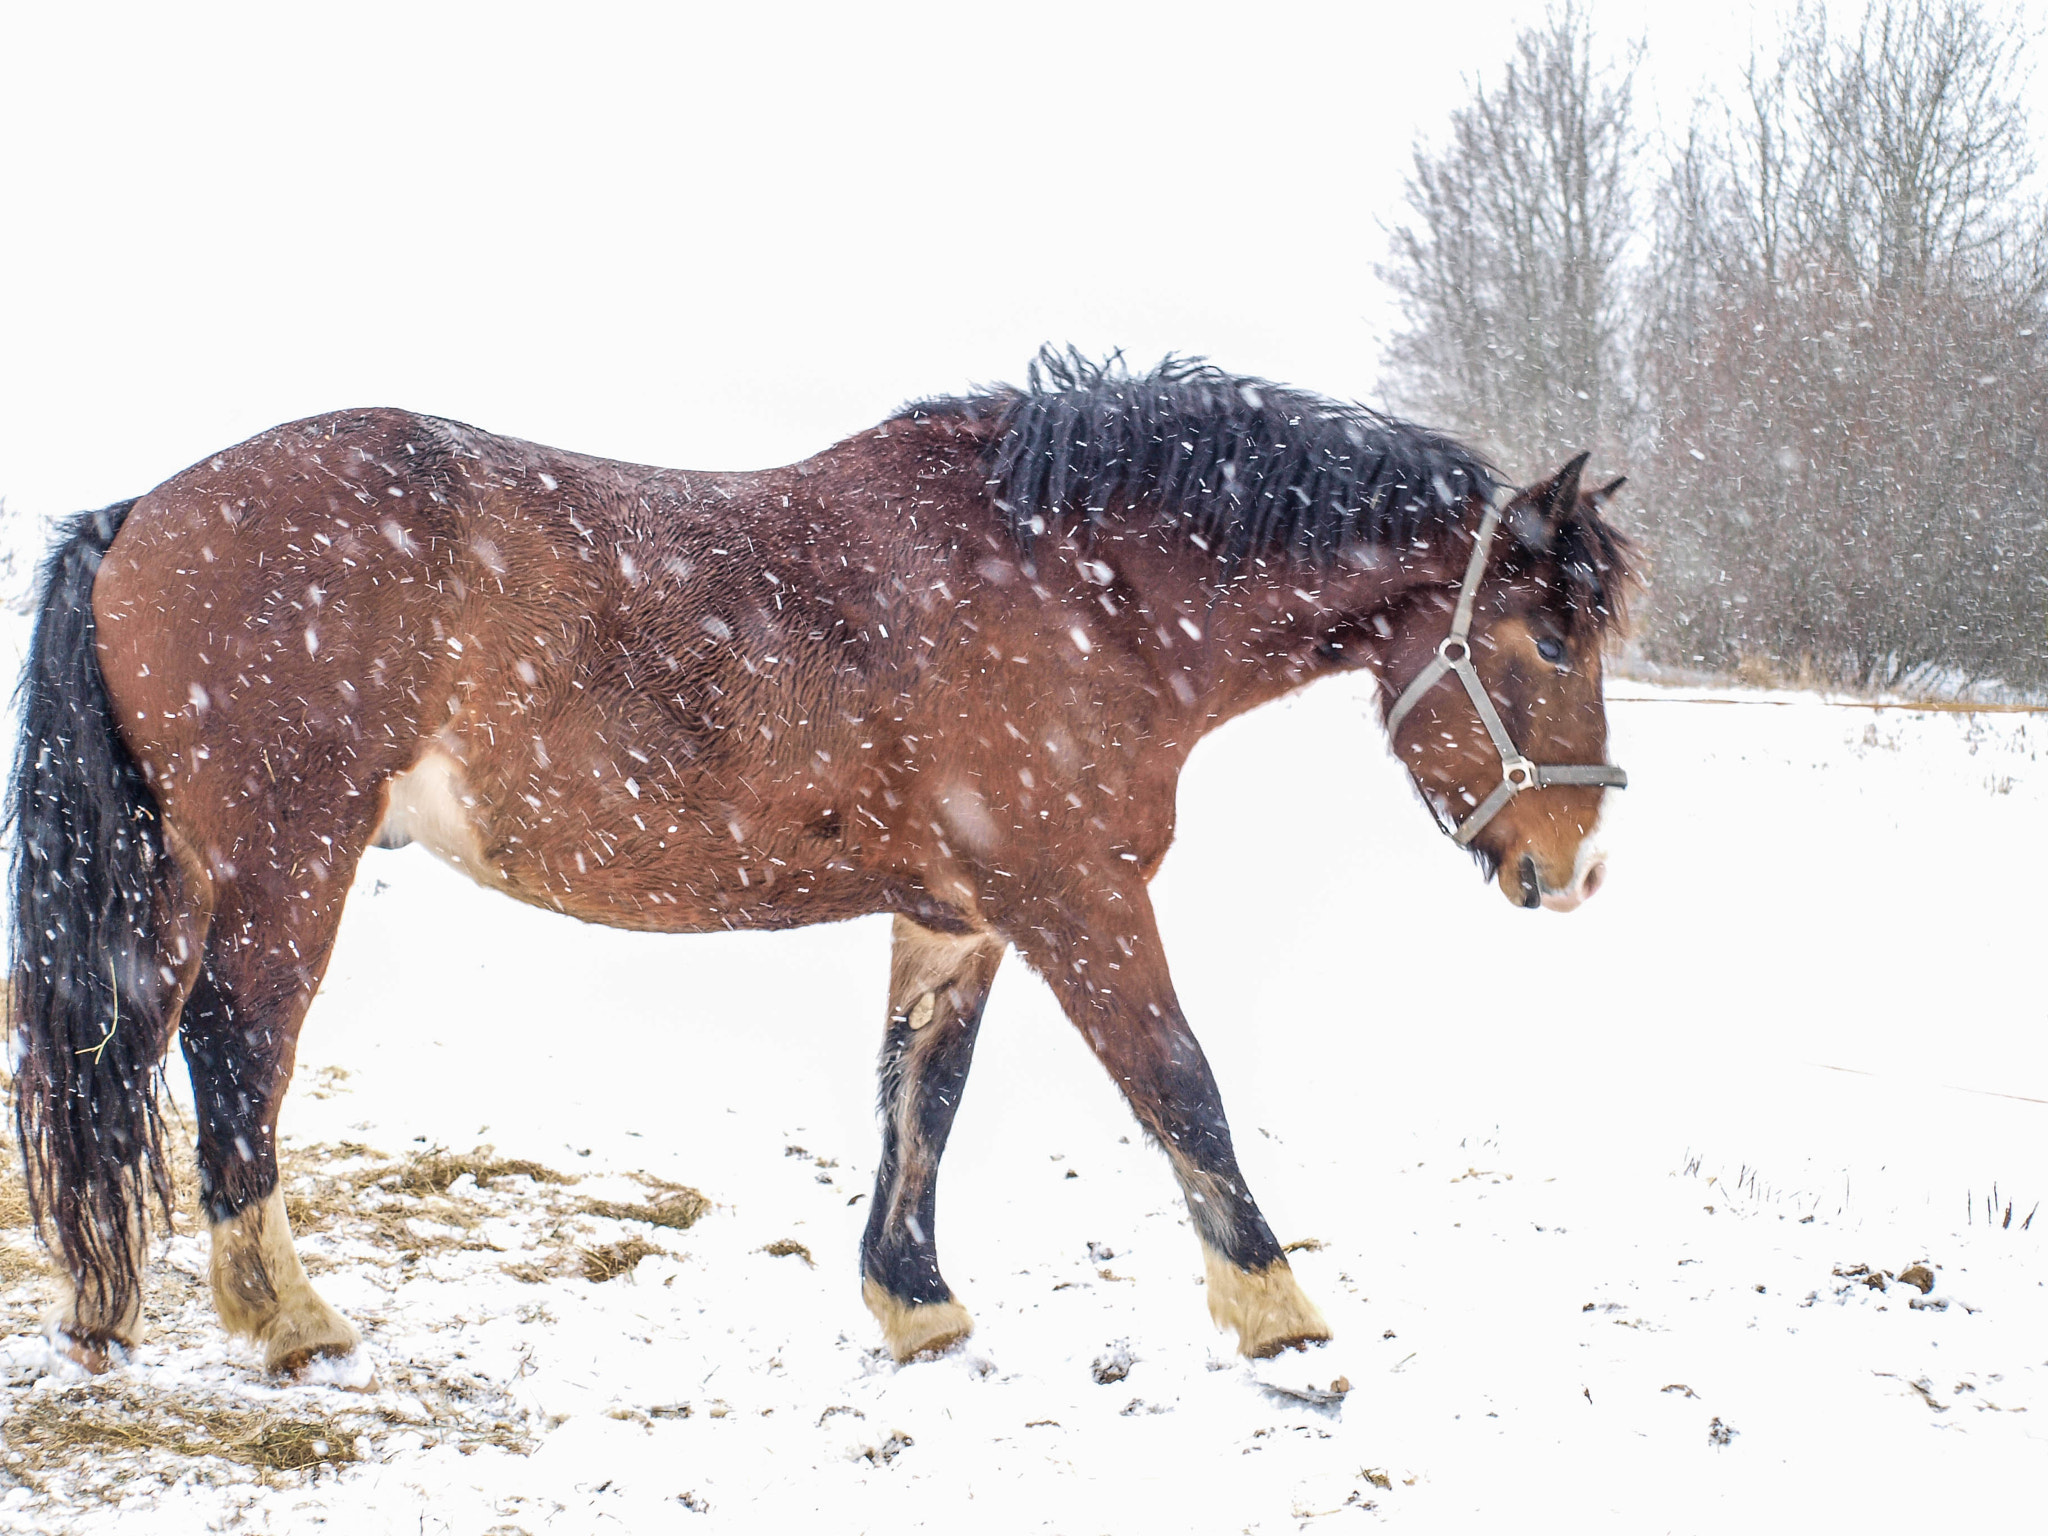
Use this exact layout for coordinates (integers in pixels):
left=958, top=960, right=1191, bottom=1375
left=1437, top=636, right=1470, bottom=666
left=1501, top=756, right=1537, bottom=791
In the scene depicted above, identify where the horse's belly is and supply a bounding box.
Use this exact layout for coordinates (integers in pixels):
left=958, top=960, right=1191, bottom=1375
left=373, top=743, right=497, bottom=882
left=372, top=736, right=887, bottom=934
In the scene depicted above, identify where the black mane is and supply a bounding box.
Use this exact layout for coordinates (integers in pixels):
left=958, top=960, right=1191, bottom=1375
left=901, top=350, right=1500, bottom=567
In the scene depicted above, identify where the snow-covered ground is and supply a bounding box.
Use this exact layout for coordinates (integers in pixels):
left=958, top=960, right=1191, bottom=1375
left=0, top=653, right=2041, bottom=1533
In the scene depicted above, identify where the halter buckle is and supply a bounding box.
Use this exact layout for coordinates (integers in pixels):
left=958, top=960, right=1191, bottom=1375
left=1501, top=755, right=1537, bottom=792
left=1437, top=635, right=1471, bottom=666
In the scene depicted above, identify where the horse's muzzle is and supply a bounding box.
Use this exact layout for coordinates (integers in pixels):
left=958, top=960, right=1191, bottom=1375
left=1515, top=849, right=1607, bottom=912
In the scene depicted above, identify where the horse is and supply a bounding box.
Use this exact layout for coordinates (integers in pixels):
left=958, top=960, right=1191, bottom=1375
left=9, top=352, right=1633, bottom=1376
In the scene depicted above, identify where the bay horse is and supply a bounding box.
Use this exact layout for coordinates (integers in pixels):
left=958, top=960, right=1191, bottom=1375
left=10, top=353, right=1632, bottom=1376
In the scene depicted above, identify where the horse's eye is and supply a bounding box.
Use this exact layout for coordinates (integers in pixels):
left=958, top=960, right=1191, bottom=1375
left=1535, top=636, right=1568, bottom=665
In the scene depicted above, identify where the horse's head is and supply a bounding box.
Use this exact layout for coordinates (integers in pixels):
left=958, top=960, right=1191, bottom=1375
left=1378, top=454, right=1634, bottom=911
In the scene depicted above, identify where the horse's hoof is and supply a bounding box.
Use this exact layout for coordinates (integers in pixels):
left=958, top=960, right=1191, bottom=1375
left=45, top=1327, right=126, bottom=1375
left=286, top=1346, right=380, bottom=1392
left=863, top=1278, right=974, bottom=1362
left=259, top=1298, right=363, bottom=1378
left=1203, top=1251, right=1333, bottom=1359
left=264, top=1327, right=362, bottom=1377
left=1242, top=1326, right=1334, bottom=1360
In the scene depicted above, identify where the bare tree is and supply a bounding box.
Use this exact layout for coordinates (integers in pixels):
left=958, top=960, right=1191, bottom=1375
left=1797, top=0, right=2044, bottom=292
left=1637, top=0, right=2048, bottom=691
left=1379, top=3, right=1641, bottom=468
left=1646, top=2, right=2043, bottom=309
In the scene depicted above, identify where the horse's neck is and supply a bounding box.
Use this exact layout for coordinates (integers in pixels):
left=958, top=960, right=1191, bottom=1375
left=1115, top=545, right=1451, bottom=735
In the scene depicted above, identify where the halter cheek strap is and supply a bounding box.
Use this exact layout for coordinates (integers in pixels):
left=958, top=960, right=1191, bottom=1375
left=1383, top=497, right=1628, bottom=847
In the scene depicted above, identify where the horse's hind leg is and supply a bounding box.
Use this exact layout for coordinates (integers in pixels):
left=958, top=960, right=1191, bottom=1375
left=180, top=881, right=361, bottom=1374
left=861, top=917, right=1005, bottom=1361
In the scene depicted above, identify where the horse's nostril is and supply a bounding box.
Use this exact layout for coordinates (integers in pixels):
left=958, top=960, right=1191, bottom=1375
left=1580, top=859, right=1606, bottom=900
left=1517, top=853, right=1540, bottom=909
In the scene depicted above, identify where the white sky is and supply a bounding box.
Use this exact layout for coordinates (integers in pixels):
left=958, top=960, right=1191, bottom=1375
left=0, top=0, right=1930, bottom=518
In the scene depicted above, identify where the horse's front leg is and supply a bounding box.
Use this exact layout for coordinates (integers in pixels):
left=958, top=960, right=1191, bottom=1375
left=1001, top=885, right=1330, bottom=1359
left=861, top=916, right=1005, bottom=1361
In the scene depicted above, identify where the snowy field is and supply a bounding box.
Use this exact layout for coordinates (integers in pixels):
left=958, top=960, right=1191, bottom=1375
left=0, top=646, right=2041, bottom=1533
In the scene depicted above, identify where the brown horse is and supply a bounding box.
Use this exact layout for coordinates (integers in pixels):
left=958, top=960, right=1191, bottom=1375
left=10, top=353, right=1632, bottom=1375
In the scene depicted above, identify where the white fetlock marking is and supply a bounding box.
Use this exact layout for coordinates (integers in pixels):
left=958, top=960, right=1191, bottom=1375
left=862, top=1277, right=973, bottom=1362
left=209, top=1187, right=359, bottom=1371
left=1203, top=1248, right=1332, bottom=1358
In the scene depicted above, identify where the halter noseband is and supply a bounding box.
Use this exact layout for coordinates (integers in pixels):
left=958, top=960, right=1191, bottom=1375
left=1382, top=493, right=1628, bottom=847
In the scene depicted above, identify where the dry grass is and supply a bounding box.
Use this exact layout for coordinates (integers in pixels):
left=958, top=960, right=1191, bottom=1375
left=3, top=1384, right=361, bottom=1487
left=270, top=1145, right=710, bottom=1285
left=0, top=1126, right=52, bottom=1304
left=0, top=1166, right=31, bottom=1231
left=580, top=1237, right=665, bottom=1283
left=0, top=1124, right=697, bottom=1289
left=283, top=1143, right=584, bottom=1265
left=581, top=1186, right=709, bottom=1232
left=0, top=1094, right=204, bottom=1243
left=760, top=1239, right=814, bottom=1265
left=0, top=1114, right=625, bottom=1515
left=370, top=1147, right=579, bottom=1199
left=500, top=1258, right=563, bottom=1285
left=0, top=1238, right=48, bottom=1287
left=0, top=1121, right=616, bottom=1288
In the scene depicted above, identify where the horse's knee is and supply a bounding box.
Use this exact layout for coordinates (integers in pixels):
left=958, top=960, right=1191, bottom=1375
left=208, top=1187, right=359, bottom=1374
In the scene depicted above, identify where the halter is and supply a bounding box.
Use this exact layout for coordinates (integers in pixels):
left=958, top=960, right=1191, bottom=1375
left=1383, top=493, right=1628, bottom=847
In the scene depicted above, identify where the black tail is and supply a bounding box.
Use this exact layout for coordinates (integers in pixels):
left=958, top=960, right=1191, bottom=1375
left=8, top=499, right=178, bottom=1334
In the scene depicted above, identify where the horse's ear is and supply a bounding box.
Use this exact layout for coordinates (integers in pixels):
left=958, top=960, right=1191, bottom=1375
left=1539, top=452, right=1590, bottom=518
left=1586, top=475, right=1627, bottom=510
left=1508, top=452, right=1590, bottom=552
